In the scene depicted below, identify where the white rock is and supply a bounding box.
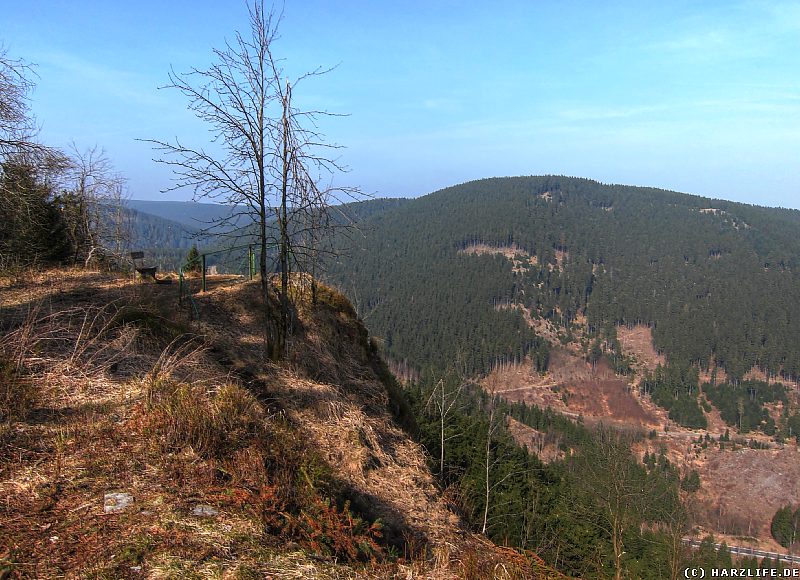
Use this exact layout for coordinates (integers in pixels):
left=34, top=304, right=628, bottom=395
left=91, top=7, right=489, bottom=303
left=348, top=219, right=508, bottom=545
left=104, top=492, right=134, bottom=513
left=191, top=504, right=218, bottom=517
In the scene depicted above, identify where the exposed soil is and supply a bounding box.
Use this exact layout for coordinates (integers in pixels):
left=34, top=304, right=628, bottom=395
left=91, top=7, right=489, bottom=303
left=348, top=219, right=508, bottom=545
left=460, top=242, right=568, bottom=271
left=506, top=417, right=566, bottom=463
left=692, top=444, right=800, bottom=550
left=485, top=349, right=658, bottom=428
left=484, top=317, right=800, bottom=552
left=459, top=243, right=538, bottom=273
left=617, top=324, right=664, bottom=373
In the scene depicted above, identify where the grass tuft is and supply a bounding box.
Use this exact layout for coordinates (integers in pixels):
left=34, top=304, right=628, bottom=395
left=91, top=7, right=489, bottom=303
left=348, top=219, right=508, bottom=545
left=144, top=377, right=265, bottom=459
left=0, top=354, right=36, bottom=421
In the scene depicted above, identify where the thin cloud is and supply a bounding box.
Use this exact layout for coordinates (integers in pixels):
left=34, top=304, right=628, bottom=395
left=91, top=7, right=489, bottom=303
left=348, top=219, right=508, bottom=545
left=651, top=29, right=729, bottom=52
left=33, top=50, right=164, bottom=108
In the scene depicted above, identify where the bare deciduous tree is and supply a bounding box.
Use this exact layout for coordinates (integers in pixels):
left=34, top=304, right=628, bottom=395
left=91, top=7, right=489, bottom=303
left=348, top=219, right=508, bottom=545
left=569, top=425, right=679, bottom=580
left=0, top=47, right=38, bottom=157
left=59, top=144, right=129, bottom=266
left=0, top=47, right=64, bottom=165
left=146, top=1, right=359, bottom=355
left=0, top=48, right=72, bottom=270
left=425, top=374, right=467, bottom=477
left=0, top=48, right=126, bottom=272
left=480, top=375, right=517, bottom=536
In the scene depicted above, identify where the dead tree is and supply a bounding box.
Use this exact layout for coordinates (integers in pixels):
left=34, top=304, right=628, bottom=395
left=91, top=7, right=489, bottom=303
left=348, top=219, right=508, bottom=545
left=425, top=374, right=467, bottom=477
left=147, top=1, right=359, bottom=356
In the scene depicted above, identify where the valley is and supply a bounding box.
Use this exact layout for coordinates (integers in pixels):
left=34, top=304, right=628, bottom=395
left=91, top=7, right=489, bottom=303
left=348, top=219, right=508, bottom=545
left=482, top=322, right=800, bottom=553
left=321, top=176, right=800, bottom=567
left=4, top=0, right=800, bottom=575
left=124, top=176, right=800, bottom=564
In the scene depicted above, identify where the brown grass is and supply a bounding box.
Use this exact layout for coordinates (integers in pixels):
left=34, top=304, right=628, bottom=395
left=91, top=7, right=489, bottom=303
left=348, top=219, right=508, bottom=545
left=0, top=270, right=570, bottom=578
left=485, top=350, right=657, bottom=427
left=143, top=377, right=266, bottom=459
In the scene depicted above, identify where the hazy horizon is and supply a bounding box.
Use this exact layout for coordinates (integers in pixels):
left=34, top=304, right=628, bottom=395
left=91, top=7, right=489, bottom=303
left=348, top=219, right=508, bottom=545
left=4, top=1, right=799, bottom=209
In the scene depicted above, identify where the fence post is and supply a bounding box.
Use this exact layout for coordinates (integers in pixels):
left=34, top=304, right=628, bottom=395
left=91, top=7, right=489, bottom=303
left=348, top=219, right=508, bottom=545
left=179, top=268, right=184, bottom=305
left=202, top=254, right=207, bottom=292
left=249, top=245, right=254, bottom=280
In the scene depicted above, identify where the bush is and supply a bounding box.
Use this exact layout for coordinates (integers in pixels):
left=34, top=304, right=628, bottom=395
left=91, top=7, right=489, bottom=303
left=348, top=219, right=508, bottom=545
left=292, top=497, right=384, bottom=562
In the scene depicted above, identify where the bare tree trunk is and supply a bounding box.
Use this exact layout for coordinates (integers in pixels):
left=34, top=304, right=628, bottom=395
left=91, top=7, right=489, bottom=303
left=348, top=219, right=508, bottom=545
left=440, top=392, right=445, bottom=475
left=279, top=80, right=291, bottom=355
left=612, top=514, right=623, bottom=580
left=482, top=394, right=496, bottom=535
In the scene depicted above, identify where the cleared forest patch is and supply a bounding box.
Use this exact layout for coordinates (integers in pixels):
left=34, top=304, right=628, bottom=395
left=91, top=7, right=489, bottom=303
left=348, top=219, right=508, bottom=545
left=692, top=445, right=800, bottom=547
left=616, top=324, right=664, bottom=372
left=485, top=350, right=657, bottom=427
left=459, top=242, right=569, bottom=271
left=459, top=242, right=534, bottom=261
left=506, top=416, right=566, bottom=463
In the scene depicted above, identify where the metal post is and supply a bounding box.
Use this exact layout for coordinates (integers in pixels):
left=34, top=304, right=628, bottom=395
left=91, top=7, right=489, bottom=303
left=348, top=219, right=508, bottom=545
left=202, top=254, right=207, bottom=292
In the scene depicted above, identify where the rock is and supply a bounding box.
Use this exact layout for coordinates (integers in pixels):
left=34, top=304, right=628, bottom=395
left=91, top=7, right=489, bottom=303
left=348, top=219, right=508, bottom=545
left=191, top=504, right=218, bottom=517
left=104, top=492, right=133, bottom=513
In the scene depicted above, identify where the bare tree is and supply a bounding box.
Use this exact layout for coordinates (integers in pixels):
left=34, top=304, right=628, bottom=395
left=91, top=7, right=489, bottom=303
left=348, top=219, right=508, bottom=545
left=481, top=388, right=499, bottom=534
left=570, top=427, right=639, bottom=580
left=568, top=425, right=679, bottom=580
left=480, top=376, right=515, bottom=536
left=146, top=1, right=358, bottom=355
left=0, top=47, right=65, bottom=165
left=424, top=352, right=472, bottom=477
left=147, top=3, right=280, bottom=298
left=0, top=47, right=38, bottom=158
left=59, top=144, right=129, bottom=266
left=425, top=375, right=467, bottom=477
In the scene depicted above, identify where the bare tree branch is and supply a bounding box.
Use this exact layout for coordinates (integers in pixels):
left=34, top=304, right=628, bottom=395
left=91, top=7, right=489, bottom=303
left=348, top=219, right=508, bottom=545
left=143, top=1, right=363, bottom=358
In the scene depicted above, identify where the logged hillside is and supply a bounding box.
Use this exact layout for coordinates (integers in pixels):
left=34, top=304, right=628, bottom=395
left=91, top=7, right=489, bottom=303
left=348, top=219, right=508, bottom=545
left=0, top=270, right=559, bottom=578
left=327, top=176, right=800, bottom=383
left=320, top=176, right=800, bottom=559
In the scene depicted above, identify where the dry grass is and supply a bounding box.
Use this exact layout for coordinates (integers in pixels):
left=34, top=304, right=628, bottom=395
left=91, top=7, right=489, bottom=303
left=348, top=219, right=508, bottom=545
left=143, top=376, right=267, bottom=459
left=616, top=324, right=665, bottom=373
left=0, top=296, right=139, bottom=421
left=0, top=270, right=568, bottom=578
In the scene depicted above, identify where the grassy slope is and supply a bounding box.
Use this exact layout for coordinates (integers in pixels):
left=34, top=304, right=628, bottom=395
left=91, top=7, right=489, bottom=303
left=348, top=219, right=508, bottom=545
left=0, top=269, right=565, bottom=579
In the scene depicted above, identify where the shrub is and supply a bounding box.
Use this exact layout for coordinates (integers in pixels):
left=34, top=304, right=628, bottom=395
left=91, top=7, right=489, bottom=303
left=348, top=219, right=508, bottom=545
left=292, top=497, right=384, bottom=562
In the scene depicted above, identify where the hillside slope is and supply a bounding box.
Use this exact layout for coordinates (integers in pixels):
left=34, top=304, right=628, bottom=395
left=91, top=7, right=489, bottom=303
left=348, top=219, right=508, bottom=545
left=0, top=270, right=561, bottom=578
left=327, top=176, right=800, bottom=382
left=323, top=175, right=800, bottom=552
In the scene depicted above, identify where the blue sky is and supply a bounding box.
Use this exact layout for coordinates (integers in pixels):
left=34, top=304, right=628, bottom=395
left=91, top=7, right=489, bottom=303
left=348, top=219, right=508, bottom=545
left=3, top=1, right=800, bottom=208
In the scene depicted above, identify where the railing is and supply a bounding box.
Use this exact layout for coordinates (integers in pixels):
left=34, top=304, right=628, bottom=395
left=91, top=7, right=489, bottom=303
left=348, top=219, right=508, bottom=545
left=682, top=538, right=800, bottom=565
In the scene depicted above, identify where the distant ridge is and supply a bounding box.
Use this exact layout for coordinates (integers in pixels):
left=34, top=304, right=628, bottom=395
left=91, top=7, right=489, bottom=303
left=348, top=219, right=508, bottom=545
left=125, top=199, right=249, bottom=231
left=326, top=175, right=800, bottom=382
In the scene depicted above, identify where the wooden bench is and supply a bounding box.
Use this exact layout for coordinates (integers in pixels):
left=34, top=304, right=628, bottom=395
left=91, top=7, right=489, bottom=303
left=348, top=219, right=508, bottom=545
left=130, top=251, right=158, bottom=281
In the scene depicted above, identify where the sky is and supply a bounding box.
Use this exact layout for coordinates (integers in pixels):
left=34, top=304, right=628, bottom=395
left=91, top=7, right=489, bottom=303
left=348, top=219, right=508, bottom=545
left=3, top=0, right=800, bottom=209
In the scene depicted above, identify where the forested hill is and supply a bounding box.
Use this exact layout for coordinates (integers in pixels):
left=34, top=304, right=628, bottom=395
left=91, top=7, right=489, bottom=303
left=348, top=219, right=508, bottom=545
left=326, top=176, right=800, bottom=381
